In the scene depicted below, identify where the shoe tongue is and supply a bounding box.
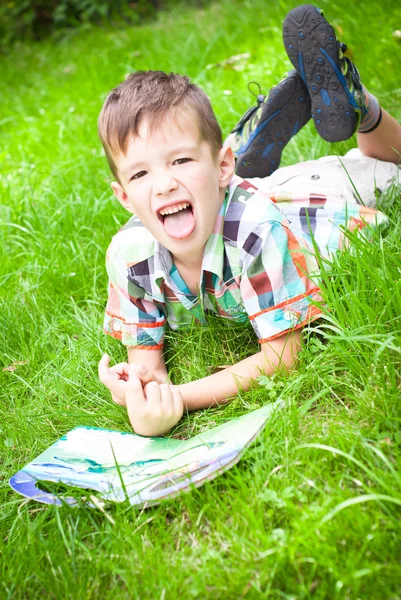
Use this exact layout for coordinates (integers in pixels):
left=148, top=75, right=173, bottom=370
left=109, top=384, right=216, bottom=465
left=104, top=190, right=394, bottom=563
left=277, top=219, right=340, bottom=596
left=163, top=207, right=195, bottom=240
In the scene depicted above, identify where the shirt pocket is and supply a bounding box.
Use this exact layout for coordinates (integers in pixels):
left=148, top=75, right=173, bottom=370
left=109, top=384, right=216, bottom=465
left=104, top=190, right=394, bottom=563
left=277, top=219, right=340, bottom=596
left=214, top=279, right=246, bottom=320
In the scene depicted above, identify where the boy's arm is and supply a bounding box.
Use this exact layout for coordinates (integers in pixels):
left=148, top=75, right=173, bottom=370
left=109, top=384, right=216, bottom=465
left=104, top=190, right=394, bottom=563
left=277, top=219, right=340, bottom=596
left=123, top=329, right=302, bottom=409
left=127, top=347, right=168, bottom=383
left=98, top=347, right=167, bottom=408
left=175, top=329, right=302, bottom=410
left=99, top=328, right=301, bottom=436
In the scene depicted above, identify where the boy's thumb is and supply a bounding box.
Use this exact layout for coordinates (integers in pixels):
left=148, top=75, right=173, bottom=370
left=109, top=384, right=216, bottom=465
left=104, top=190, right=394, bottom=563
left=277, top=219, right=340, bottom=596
left=126, top=366, right=145, bottom=407
left=134, top=363, right=155, bottom=384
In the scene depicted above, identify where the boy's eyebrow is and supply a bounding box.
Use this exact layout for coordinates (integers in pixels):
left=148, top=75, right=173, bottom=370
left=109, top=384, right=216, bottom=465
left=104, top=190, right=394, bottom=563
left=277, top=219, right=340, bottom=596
left=168, top=144, right=200, bottom=155
left=122, top=145, right=200, bottom=176
left=121, top=161, right=146, bottom=176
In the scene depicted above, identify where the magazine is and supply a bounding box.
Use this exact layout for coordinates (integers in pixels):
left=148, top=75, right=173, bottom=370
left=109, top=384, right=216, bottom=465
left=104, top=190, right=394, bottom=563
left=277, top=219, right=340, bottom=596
left=10, top=401, right=282, bottom=508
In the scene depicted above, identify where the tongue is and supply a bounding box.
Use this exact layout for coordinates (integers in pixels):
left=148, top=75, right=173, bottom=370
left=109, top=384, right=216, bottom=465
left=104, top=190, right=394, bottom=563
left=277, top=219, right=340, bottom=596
left=163, top=208, right=195, bottom=240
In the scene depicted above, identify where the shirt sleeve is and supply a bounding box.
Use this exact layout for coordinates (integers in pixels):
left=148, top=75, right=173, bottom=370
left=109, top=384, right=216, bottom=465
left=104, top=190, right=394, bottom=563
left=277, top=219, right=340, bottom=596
left=103, top=244, right=166, bottom=349
left=240, top=220, right=324, bottom=343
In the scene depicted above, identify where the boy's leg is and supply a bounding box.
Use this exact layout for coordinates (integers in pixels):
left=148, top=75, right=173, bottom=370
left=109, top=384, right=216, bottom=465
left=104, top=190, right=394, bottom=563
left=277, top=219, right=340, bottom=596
left=357, top=109, right=401, bottom=164
left=228, top=71, right=311, bottom=178
left=282, top=5, right=389, bottom=149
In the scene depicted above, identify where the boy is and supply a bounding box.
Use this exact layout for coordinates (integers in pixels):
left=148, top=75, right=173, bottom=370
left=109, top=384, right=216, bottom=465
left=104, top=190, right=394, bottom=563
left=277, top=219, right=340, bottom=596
left=98, top=5, right=400, bottom=437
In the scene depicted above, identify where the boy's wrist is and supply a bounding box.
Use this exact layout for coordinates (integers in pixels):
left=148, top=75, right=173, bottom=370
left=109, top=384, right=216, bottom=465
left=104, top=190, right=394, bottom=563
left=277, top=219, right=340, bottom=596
left=173, top=379, right=228, bottom=412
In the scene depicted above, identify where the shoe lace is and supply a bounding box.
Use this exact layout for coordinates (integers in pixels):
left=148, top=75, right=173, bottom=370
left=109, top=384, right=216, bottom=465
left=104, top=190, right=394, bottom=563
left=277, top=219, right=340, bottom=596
left=231, top=81, right=266, bottom=133
left=338, top=42, right=362, bottom=91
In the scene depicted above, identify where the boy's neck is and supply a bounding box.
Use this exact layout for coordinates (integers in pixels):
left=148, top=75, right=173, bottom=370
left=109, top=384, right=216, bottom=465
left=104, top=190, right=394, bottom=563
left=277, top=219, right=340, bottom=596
left=173, top=249, right=204, bottom=273
left=173, top=251, right=204, bottom=296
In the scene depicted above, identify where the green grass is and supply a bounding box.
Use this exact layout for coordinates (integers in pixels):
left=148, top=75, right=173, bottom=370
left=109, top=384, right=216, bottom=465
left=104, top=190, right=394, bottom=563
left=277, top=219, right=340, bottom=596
left=1, top=0, right=401, bottom=597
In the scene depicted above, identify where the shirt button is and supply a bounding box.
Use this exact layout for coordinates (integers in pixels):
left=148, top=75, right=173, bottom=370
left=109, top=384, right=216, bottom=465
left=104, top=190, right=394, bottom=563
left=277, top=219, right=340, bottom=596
left=113, top=321, right=121, bottom=332
left=284, top=310, right=300, bottom=323
left=311, top=174, right=320, bottom=180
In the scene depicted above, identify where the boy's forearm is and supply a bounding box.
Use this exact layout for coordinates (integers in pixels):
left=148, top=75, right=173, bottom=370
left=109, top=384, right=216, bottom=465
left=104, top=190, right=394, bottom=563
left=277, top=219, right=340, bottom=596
left=176, top=330, right=302, bottom=410
left=127, top=347, right=168, bottom=382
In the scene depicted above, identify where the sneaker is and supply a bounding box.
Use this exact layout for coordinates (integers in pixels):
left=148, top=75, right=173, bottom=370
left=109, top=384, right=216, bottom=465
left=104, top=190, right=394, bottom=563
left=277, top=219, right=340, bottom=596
left=229, top=71, right=311, bottom=178
left=282, top=4, right=364, bottom=142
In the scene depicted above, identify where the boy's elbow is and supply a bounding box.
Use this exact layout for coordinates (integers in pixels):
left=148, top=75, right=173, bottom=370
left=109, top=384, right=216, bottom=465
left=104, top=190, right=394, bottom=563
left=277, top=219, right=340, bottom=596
left=260, top=328, right=303, bottom=372
left=284, top=328, right=303, bottom=367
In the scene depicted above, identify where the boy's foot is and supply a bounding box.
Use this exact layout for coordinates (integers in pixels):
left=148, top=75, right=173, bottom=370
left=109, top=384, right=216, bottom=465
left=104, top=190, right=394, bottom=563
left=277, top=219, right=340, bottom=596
left=282, top=4, right=364, bottom=142
left=230, top=70, right=311, bottom=178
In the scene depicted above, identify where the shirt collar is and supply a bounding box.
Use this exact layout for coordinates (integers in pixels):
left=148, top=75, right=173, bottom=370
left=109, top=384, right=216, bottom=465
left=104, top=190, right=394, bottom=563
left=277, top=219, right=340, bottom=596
left=154, top=241, right=173, bottom=285
left=200, top=189, right=229, bottom=279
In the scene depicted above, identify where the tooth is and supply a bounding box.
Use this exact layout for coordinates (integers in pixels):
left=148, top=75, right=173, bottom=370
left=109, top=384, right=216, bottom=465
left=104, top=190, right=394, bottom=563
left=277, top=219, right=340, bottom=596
left=159, top=202, right=191, bottom=217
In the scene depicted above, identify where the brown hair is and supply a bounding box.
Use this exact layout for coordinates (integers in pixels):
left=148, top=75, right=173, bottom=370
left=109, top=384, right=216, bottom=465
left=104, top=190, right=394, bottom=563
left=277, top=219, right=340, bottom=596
left=98, top=70, right=223, bottom=180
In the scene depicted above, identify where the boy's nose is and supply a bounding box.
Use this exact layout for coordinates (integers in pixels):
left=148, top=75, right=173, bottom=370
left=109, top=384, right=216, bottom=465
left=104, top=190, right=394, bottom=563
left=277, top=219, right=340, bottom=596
left=154, top=171, right=179, bottom=196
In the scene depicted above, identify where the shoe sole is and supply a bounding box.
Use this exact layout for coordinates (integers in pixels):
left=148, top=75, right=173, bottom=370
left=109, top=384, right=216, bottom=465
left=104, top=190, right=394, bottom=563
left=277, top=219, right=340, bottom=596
left=236, top=70, right=311, bottom=178
left=283, top=4, right=358, bottom=142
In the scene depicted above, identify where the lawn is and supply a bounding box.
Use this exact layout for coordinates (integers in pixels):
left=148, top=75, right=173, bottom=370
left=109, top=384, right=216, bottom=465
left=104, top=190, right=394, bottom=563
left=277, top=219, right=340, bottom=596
left=1, top=0, right=401, bottom=597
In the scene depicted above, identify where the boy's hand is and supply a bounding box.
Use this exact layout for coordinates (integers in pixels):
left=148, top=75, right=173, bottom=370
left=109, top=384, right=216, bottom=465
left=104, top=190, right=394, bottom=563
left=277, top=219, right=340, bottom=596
left=126, top=365, right=184, bottom=437
left=98, top=354, right=158, bottom=406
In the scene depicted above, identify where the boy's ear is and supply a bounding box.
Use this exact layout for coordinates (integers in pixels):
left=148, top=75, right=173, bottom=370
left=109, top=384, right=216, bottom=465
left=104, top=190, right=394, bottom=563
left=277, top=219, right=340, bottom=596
left=218, top=145, right=235, bottom=188
left=111, top=181, right=132, bottom=212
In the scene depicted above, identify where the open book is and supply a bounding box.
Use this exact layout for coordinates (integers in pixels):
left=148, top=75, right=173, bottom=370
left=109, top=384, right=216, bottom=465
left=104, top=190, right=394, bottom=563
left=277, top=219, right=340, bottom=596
left=10, top=401, right=282, bottom=508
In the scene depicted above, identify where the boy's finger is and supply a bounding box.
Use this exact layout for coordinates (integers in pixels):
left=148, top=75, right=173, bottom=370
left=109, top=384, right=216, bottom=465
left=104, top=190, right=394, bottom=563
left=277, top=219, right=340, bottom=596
left=110, top=361, right=129, bottom=373
left=126, top=368, right=146, bottom=412
left=126, top=373, right=146, bottom=433
left=171, top=386, right=184, bottom=417
left=132, top=363, right=155, bottom=384
left=143, top=381, right=161, bottom=407
left=110, top=362, right=130, bottom=380
left=159, top=383, right=173, bottom=411
left=98, top=354, right=111, bottom=384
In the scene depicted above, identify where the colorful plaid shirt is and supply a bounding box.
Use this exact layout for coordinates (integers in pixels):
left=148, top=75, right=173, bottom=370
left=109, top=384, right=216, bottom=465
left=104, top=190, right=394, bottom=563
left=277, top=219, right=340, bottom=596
left=104, top=174, right=386, bottom=349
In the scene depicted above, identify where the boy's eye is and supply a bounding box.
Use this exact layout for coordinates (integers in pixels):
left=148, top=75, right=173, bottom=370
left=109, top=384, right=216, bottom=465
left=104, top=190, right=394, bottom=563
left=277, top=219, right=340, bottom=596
left=174, top=158, right=192, bottom=165
left=131, top=170, right=147, bottom=181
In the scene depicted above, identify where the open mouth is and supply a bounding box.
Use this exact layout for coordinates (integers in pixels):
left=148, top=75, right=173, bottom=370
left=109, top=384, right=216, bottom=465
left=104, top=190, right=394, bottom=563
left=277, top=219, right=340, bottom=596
left=157, top=201, right=196, bottom=240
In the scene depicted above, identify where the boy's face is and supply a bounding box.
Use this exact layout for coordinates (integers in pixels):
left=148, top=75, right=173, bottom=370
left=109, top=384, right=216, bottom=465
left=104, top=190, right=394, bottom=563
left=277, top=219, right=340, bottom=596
left=111, top=111, right=234, bottom=266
